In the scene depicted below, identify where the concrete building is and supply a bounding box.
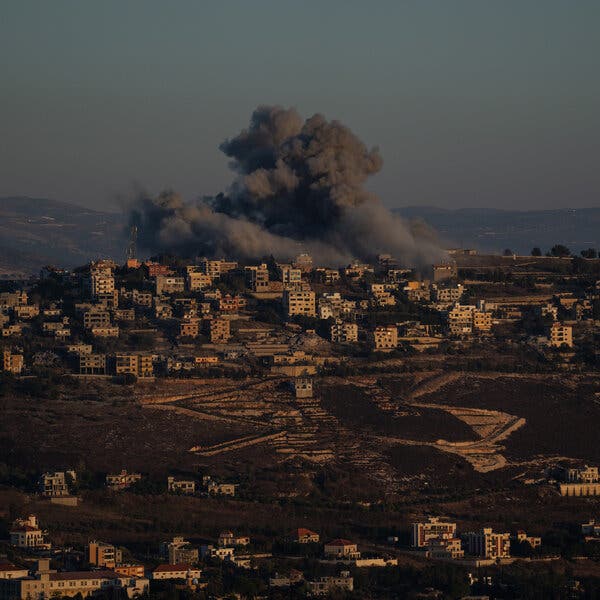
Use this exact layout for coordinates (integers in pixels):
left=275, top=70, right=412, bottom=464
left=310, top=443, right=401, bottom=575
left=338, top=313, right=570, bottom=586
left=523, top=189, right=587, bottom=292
left=0, top=563, right=29, bottom=580
left=83, top=309, right=111, bottom=329
left=550, top=322, right=573, bottom=348
left=0, top=560, right=148, bottom=599
left=187, top=271, right=212, bottom=291
left=218, top=531, right=250, bottom=547
left=161, top=537, right=199, bottom=565
left=280, top=266, right=302, bottom=287
left=39, top=471, right=72, bottom=498
left=79, top=354, right=107, bottom=375
left=513, top=530, right=542, bottom=549
left=155, top=275, right=186, bottom=295
left=9, top=516, right=50, bottom=549
left=179, top=318, right=199, bottom=338
left=293, top=377, right=313, bottom=399
left=90, top=271, right=115, bottom=298
left=206, top=317, right=231, bottom=343
left=330, top=321, right=358, bottom=343
left=323, top=539, right=360, bottom=560
left=426, top=535, right=465, bottom=560
left=152, top=564, right=201, bottom=581
left=289, top=528, right=320, bottom=544
left=88, top=541, right=122, bottom=569
left=115, top=353, right=154, bottom=377
left=372, top=326, right=398, bottom=350
left=432, top=263, right=458, bottom=282
left=462, top=528, right=510, bottom=559
left=106, top=470, right=142, bottom=490
left=91, top=326, right=119, bottom=338
left=167, top=476, right=196, bottom=495
left=207, top=481, right=237, bottom=496
left=412, top=517, right=458, bottom=548
left=245, top=264, right=270, bottom=292
left=307, top=572, right=353, bottom=595
left=559, top=465, right=600, bottom=496
left=283, top=289, right=316, bottom=318
left=2, top=350, right=24, bottom=374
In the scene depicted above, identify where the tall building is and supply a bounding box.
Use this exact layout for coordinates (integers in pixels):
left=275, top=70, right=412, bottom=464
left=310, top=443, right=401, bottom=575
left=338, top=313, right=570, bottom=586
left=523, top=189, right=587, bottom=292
left=462, top=528, right=510, bottom=559
left=283, top=289, right=316, bottom=317
left=88, top=541, right=122, bottom=568
left=412, top=517, right=457, bottom=548
left=550, top=322, right=573, bottom=348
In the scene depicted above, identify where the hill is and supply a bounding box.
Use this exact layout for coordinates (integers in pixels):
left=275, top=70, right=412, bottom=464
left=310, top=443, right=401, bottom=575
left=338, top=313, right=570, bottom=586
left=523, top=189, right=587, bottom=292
left=0, top=196, right=124, bottom=275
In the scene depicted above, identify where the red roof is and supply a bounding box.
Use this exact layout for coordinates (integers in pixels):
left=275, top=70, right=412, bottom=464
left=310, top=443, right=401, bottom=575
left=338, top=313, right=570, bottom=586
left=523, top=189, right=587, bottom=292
left=326, top=539, right=355, bottom=547
left=295, top=528, right=319, bottom=537
left=153, top=564, right=195, bottom=573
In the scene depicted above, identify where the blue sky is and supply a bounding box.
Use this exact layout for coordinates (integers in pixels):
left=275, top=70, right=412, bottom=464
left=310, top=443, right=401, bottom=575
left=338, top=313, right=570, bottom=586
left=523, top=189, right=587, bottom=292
left=1, top=1, right=599, bottom=210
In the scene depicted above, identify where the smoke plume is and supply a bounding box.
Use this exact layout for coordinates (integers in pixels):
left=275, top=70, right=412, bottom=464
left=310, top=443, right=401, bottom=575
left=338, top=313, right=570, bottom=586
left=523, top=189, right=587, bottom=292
left=129, top=105, right=444, bottom=265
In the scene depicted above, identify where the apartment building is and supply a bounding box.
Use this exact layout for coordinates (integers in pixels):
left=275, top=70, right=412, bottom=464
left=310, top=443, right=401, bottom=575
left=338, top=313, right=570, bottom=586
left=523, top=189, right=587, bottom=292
left=3, top=350, right=24, bottom=374
left=186, top=271, right=212, bottom=291
left=330, top=321, right=358, bottom=344
left=90, top=271, right=115, bottom=298
left=432, top=284, right=464, bottom=304
left=293, top=253, right=313, bottom=272
left=83, top=309, right=111, bottom=329
left=283, top=289, right=316, bottom=317
left=79, top=354, right=107, bottom=375
left=161, top=537, right=199, bottom=565
left=207, top=481, right=237, bottom=496
left=432, top=262, right=458, bottom=282
left=91, top=326, right=119, bottom=338
left=462, top=528, right=510, bottom=559
left=412, top=517, right=458, bottom=548
left=426, top=535, right=465, bottom=560
left=132, top=289, right=153, bottom=307
left=280, top=266, right=302, bottom=287
left=219, top=294, right=246, bottom=312
left=245, top=264, right=270, bottom=292
left=13, top=304, right=39, bottom=319
left=115, top=353, right=154, bottom=377
left=88, top=541, right=122, bottom=568
left=155, top=275, right=185, bottom=295
left=152, top=564, right=202, bottom=581
left=315, top=268, right=340, bottom=284
left=207, top=317, right=231, bottom=343
left=550, top=322, right=573, bottom=348
left=179, top=318, right=200, bottom=338
left=447, top=303, right=492, bottom=336
left=372, top=326, right=398, bottom=350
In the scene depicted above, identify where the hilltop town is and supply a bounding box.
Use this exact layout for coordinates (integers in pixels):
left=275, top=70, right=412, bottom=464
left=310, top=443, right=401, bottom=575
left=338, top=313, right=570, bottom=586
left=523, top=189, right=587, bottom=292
left=2, top=247, right=600, bottom=598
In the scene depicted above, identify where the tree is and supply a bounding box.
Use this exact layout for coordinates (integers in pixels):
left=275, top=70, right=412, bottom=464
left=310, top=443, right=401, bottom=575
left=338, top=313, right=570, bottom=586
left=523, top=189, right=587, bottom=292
left=531, top=247, right=542, bottom=256
left=503, top=248, right=513, bottom=256
left=549, top=244, right=571, bottom=257
left=581, top=248, right=598, bottom=259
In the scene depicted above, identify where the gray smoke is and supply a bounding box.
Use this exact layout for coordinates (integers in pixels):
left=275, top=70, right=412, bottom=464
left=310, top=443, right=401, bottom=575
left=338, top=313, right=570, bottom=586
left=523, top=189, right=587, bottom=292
left=129, top=105, right=444, bottom=265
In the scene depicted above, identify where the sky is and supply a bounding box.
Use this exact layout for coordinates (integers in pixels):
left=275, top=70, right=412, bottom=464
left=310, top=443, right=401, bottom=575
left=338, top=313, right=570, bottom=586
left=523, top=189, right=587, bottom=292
left=1, top=1, right=599, bottom=212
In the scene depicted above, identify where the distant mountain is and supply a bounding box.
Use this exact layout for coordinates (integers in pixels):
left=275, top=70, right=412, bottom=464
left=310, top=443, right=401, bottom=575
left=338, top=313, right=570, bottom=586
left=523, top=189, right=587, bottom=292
left=0, top=197, right=124, bottom=276
left=395, top=206, right=600, bottom=255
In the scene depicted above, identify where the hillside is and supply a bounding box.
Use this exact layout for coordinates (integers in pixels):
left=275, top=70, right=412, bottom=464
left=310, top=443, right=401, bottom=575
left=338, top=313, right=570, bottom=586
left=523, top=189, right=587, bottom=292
left=0, top=196, right=124, bottom=276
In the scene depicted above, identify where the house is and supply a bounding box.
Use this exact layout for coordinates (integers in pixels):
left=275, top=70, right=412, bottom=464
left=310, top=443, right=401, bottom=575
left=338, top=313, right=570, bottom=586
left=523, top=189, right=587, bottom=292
left=9, top=516, right=50, bottom=549
left=412, top=517, right=458, bottom=548
left=289, top=528, right=320, bottom=544
left=330, top=321, right=358, bottom=344
left=207, top=481, right=237, bottom=496
left=293, top=377, right=313, bottom=399
left=106, top=470, right=142, bottom=490
left=79, top=353, right=107, bottom=375
left=512, top=531, right=542, bottom=549
left=39, top=471, right=74, bottom=497
left=200, top=545, right=235, bottom=560
left=307, top=571, right=353, bottom=595
left=269, top=570, right=304, bottom=588
left=152, top=564, right=201, bottom=581
left=371, top=326, right=398, bottom=350
left=114, top=564, right=145, bottom=578
left=2, top=350, right=24, bottom=374
left=218, top=531, right=250, bottom=547
left=167, top=476, right=196, bottom=495
left=323, top=539, right=360, bottom=560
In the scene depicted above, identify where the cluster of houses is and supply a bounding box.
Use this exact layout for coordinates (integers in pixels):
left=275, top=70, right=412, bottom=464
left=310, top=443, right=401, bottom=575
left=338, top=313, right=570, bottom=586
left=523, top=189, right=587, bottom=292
left=410, top=517, right=541, bottom=565
left=3, top=249, right=592, bottom=378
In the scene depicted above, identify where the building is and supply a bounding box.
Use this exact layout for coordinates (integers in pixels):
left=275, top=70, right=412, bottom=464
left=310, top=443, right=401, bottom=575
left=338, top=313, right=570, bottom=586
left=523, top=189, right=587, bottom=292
left=106, top=470, right=142, bottom=490
left=372, top=326, right=398, bottom=350
left=207, top=481, right=237, bottom=496
left=180, top=317, right=200, bottom=338
left=88, top=541, right=122, bottom=569
left=152, top=564, right=201, bottom=581
left=2, top=350, right=24, bottom=374
left=283, top=289, right=316, bottom=318
left=462, top=528, right=511, bottom=559
left=155, top=275, right=186, bottom=295
left=0, top=563, right=29, bottom=580
left=307, top=571, right=353, bottom=595
left=9, top=516, right=50, bottom=549
left=558, top=465, right=600, bottom=496
left=39, top=471, right=72, bottom=497
left=513, top=530, right=542, bottom=549
left=167, top=476, right=196, bottom=495
left=447, top=303, right=492, bottom=336
left=206, top=317, right=231, bottom=343
left=330, top=321, right=358, bottom=344
left=83, top=309, right=111, bottom=330
left=79, top=353, right=107, bottom=375
left=323, top=539, right=360, bottom=560
left=582, top=520, right=600, bottom=538
left=245, top=264, right=270, bottom=292
left=550, top=322, right=573, bottom=348
left=91, top=325, right=119, bottom=338
left=218, top=531, right=250, bottom=547
left=289, top=528, right=320, bottom=544
left=280, top=266, right=302, bottom=287
left=432, top=263, right=457, bottom=282
left=293, top=253, right=313, bottom=273
left=412, top=517, right=458, bottom=548
left=219, top=294, right=246, bottom=312
left=293, top=377, right=313, bottom=399
left=0, top=560, right=148, bottom=599
left=90, top=270, right=115, bottom=298
left=161, top=537, right=199, bottom=565
left=432, top=284, right=464, bottom=304
left=187, top=271, right=212, bottom=291
left=115, top=353, right=154, bottom=377
left=114, top=565, right=145, bottom=578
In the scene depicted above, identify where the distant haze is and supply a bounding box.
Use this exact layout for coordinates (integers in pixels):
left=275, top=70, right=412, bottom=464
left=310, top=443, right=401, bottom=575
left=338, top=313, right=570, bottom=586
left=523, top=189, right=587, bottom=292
left=1, top=2, right=599, bottom=211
